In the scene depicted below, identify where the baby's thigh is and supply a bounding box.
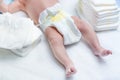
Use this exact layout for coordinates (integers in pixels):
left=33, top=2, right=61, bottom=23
left=45, top=27, right=63, bottom=41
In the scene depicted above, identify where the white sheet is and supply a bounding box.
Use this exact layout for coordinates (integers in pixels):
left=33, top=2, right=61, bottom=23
left=0, top=0, right=120, bottom=80
left=0, top=12, right=42, bottom=57
left=0, top=13, right=41, bottom=49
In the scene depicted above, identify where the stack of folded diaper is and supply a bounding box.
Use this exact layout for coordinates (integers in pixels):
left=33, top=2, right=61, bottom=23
left=77, top=0, right=120, bottom=31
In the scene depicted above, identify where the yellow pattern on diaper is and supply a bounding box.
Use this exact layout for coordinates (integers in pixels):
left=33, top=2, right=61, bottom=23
left=51, top=10, right=65, bottom=22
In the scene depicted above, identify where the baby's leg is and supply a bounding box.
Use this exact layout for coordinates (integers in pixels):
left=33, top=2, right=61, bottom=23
left=72, top=16, right=112, bottom=56
left=45, top=27, right=76, bottom=77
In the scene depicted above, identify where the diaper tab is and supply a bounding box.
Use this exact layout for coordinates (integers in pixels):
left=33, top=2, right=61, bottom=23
left=39, top=3, right=63, bottom=24
left=46, top=3, right=62, bottom=16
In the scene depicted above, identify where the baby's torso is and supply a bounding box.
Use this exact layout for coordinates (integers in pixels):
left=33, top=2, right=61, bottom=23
left=19, top=0, right=58, bottom=24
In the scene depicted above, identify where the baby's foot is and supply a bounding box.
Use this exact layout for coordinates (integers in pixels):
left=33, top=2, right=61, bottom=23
left=65, top=65, right=77, bottom=77
left=94, top=47, right=112, bottom=57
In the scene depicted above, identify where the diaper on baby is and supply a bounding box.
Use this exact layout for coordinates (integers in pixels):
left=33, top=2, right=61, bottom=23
left=39, top=3, right=81, bottom=45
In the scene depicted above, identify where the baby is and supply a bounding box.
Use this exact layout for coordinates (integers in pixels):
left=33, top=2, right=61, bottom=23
left=0, top=0, right=112, bottom=77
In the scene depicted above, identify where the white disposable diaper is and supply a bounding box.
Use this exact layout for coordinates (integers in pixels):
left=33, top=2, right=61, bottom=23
left=39, top=3, right=81, bottom=45
left=0, top=12, right=42, bottom=50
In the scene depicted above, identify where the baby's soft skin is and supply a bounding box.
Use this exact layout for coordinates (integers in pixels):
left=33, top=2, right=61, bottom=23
left=0, top=0, right=2, bottom=3
left=0, top=0, right=8, bottom=12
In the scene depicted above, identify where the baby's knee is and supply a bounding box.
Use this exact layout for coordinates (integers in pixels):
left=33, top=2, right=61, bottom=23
left=72, top=16, right=83, bottom=24
left=45, top=28, right=64, bottom=45
left=72, top=16, right=89, bottom=31
left=49, top=35, right=63, bottom=46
